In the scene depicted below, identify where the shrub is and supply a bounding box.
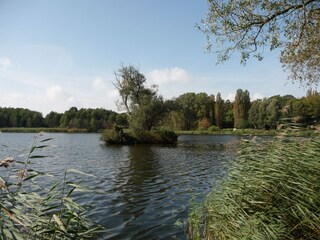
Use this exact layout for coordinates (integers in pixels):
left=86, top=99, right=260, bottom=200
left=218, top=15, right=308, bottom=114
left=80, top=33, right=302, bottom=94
left=208, top=125, right=220, bottom=132
left=198, top=118, right=211, bottom=130
left=102, top=127, right=178, bottom=145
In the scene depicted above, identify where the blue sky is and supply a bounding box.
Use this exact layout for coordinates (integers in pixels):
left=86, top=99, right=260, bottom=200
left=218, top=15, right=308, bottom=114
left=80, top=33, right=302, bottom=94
left=0, top=0, right=307, bottom=115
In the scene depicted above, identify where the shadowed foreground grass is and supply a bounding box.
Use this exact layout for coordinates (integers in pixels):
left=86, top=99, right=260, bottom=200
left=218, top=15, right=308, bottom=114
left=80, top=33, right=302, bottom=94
left=0, top=134, right=104, bottom=239
left=188, top=136, right=320, bottom=239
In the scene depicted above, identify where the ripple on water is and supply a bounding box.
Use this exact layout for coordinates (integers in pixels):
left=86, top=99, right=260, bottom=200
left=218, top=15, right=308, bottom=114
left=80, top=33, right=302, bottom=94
left=0, top=133, right=240, bottom=239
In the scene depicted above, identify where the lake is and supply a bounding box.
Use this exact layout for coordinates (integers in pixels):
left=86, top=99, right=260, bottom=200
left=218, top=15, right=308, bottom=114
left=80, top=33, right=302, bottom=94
left=0, top=133, right=240, bottom=239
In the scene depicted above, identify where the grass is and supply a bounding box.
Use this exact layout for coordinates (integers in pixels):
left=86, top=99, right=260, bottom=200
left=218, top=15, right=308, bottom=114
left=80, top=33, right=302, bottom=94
left=0, top=133, right=104, bottom=239
left=0, top=128, right=89, bottom=133
left=177, top=128, right=320, bottom=137
left=188, top=135, right=320, bottom=239
left=176, top=128, right=277, bottom=136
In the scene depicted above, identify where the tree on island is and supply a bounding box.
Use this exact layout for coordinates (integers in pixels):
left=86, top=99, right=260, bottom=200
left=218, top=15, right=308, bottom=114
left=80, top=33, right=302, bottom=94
left=103, top=65, right=177, bottom=144
left=113, top=65, right=165, bottom=131
left=200, top=0, right=320, bottom=86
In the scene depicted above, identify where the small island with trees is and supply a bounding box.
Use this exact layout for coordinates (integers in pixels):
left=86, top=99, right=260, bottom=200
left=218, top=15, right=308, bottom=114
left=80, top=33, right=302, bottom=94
left=1, top=66, right=320, bottom=140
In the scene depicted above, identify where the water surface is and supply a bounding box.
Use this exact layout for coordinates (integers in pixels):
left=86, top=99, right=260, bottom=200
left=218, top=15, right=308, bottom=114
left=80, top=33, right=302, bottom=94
left=0, top=133, right=240, bottom=239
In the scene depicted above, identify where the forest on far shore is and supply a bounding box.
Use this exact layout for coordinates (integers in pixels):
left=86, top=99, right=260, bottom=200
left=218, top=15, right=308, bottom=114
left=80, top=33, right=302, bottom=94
left=0, top=88, right=319, bottom=132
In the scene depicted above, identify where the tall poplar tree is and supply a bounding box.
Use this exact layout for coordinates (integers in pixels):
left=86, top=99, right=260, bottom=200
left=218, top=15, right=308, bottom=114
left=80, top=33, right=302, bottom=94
left=233, top=89, right=251, bottom=129
left=214, top=92, right=223, bottom=128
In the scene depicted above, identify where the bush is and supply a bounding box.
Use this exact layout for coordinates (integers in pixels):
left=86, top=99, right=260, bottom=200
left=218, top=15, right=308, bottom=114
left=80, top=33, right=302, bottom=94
left=0, top=134, right=103, bottom=239
left=188, top=136, right=320, bottom=239
left=208, top=125, right=220, bottom=132
left=102, top=127, right=178, bottom=145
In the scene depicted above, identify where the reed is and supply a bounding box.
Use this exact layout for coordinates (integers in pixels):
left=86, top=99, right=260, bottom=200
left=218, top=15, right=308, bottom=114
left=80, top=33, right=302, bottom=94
left=0, top=133, right=104, bottom=239
left=188, top=136, right=320, bottom=239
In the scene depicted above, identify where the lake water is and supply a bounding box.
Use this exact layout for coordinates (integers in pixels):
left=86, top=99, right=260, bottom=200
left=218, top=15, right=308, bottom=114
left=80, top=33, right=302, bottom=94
left=0, top=133, right=240, bottom=239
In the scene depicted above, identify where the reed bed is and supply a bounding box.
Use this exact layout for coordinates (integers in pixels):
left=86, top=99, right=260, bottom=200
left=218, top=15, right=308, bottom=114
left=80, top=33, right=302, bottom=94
left=0, top=133, right=103, bottom=239
left=188, top=136, right=320, bottom=239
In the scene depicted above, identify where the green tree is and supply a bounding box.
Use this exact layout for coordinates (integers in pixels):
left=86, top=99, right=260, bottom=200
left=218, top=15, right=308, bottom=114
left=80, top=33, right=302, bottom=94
left=266, top=98, right=281, bottom=129
left=214, top=92, right=223, bottom=128
left=129, top=95, right=165, bottom=131
left=176, top=93, right=198, bottom=130
left=200, top=0, right=320, bottom=85
left=44, top=111, right=62, bottom=127
left=222, top=100, right=234, bottom=128
left=248, top=99, right=261, bottom=129
left=114, top=65, right=157, bottom=115
left=114, top=65, right=163, bottom=131
left=305, top=90, right=320, bottom=121
left=234, top=89, right=251, bottom=129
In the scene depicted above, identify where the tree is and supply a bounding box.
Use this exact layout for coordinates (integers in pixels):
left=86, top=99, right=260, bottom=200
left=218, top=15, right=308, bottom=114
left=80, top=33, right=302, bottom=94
left=129, top=95, right=165, bottom=131
left=114, top=65, right=163, bottom=131
left=222, top=100, right=234, bottom=128
left=200, top=0, right=320, bottom=85
left=233, top=89, right=251, bottom=128
left=214, top=92, right=223, bottom=128
left=45, top=111, right=62, bottom=127
left=266, top=98, right=281, bottom=129
left=114, top=65, right=157, bottom=115
left=248, top=99, right=261, bottom=129
left=176, top=93, right=198, bottom=130
left=305, top=90, right=320, bottom=121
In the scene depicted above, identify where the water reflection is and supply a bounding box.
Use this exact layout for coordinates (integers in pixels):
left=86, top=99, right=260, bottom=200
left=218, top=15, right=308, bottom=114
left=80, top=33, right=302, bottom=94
left=0, top=133, right=240, bottom=240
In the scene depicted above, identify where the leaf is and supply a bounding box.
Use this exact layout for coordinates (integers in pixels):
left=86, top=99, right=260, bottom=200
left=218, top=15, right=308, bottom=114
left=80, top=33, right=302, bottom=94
left=40, top=138, right=53, bottom=143
left=53, top=214, right=67, bottom=233
left=2, top=229, right=25, bottom=240
left=0, top=205, right=26, bottom=228
left=23, top=174, right=40, bottom=181
left=66, top=183, right=92, bottom=192
left=66, top=168, right=95, bottom=178
left=34, top=144, right=49, bottom=149
left=29, top=155, right=48, bottom=159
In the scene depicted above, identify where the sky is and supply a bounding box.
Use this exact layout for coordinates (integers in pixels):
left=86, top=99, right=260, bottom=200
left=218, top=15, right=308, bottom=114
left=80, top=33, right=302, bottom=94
left=0, top=0, right=308, bottom=115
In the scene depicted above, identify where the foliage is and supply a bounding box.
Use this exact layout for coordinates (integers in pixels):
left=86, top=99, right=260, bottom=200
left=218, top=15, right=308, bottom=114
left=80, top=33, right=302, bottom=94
left=214, top=92, right=223, bottom=128
left=0, top=134, right=103, bottom=239
left=113, top=65, right=165, bottom=131
left=175, top=92, right=215, bottom=130
left=102, top=127, right=178, bottom=145
left=208, top=125, right=220, bottom=133
left=233, top=89, right=250, bottom=129
left=200, top=0, right=320, bottom=86
left=222, top=100, right=234, bottom=128
left=198, top=118, right=211, bottom=130
left=0, top=107, right=118, bottom=132
left=114, top=65, right=157, bottom=115
left=0, top=107, right=44, bottom=128
left=188, top=136, right=320, bottom=239
left=2, top=89, right=320, bottom=132
left=129, top=95, right=165, bottom=131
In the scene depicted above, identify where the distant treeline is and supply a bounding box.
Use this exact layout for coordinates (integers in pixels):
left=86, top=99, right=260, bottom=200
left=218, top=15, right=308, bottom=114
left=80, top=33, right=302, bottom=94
left=160, top=89, right=320, bottom=130
left=0, top=107, right=127, bottom=132
left=1, top=89, right=319, bottom=131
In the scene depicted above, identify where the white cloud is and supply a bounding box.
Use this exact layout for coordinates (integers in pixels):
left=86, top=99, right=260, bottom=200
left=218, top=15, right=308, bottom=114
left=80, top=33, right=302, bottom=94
left=252, top=93, right=264, bottom=100
left=226, top=93, right=235, bottom=101
left=92, top=76, right=118, bottom=97
left=93, top=76, right=106, bottom=91
left=148, top=67, right=191, bottom=84
left=46, top=85, right=69, bottom=100
left=0, top=57, right=12, bottom=69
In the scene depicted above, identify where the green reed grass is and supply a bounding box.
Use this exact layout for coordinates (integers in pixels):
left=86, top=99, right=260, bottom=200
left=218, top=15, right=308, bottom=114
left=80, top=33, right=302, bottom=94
left=0, top=133, right=104, bottom=239
left=188, top=136, right=320, bottom=239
